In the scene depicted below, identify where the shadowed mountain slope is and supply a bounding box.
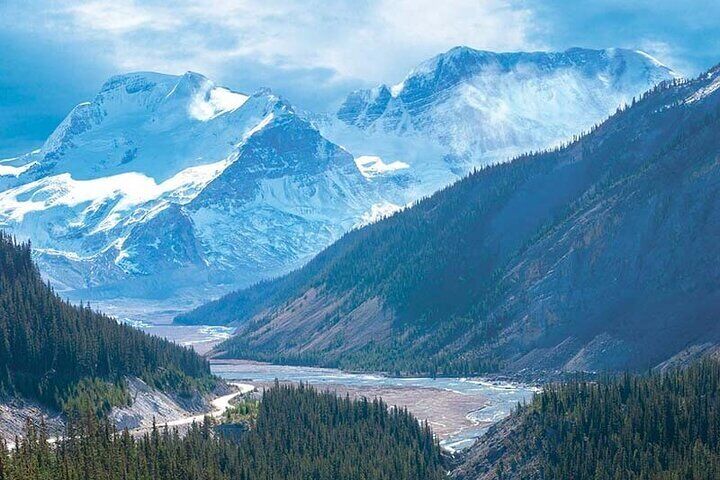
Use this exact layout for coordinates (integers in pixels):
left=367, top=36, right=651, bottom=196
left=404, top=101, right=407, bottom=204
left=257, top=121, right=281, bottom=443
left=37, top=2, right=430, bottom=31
left=180, top=65, right=720, bottom=376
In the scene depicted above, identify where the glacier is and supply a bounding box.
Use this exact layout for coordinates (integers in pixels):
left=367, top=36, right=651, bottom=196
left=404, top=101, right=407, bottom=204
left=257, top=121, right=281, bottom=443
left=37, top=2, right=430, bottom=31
left=0, top=47, right=676, bottom=314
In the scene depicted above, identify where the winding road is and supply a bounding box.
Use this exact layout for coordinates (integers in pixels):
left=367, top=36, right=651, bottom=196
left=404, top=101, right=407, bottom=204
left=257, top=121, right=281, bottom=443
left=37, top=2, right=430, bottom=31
left=162, top=382, right=255, bottom=427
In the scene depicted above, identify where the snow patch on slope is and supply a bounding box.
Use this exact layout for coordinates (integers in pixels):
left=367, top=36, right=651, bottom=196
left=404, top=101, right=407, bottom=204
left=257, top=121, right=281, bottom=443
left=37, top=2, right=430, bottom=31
left=244, top=112, right=275, bottom=140
left=189, top=86, right=249, bottom=121
left=0, top=162, right=37, bottom=177
left=685, top=73, right=720, bottom=104
left=356, top=202, right=403, bottom=227
left=0, top=158, right=232, bottom=225
left=354, top=155, right=409, bottom=178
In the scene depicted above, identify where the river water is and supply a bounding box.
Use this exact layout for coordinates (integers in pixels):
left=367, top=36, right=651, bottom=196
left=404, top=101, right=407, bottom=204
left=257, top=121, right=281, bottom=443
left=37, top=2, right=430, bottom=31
left=108, top=303, right=538, bottom=452
left=211, top=361, right=538, bottom=452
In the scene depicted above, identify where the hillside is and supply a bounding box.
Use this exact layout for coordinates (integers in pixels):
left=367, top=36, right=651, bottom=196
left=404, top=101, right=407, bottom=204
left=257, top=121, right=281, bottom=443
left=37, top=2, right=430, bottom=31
left=180, top=64, right=720, bottom=376
left=0, top=232, right=216, bottom=415
left=452, top=358, right=720, bottom=479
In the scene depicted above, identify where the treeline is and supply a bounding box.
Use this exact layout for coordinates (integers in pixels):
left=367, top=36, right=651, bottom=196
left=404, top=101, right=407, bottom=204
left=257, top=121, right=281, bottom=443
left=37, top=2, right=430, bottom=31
left=472, top=359, right=720, bottom=479
left=0, top=232, right=216, bottom=412
left=0, top=383, right=445, bottom=480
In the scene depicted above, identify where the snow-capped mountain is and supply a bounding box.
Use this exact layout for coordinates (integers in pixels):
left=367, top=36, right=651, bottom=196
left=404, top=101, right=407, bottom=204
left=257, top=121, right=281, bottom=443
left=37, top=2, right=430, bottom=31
left=0, top=72, right=387, bottom=301
left=0, top=47, right=676, bottom=309
left=319, top=47, right=677, bottom=200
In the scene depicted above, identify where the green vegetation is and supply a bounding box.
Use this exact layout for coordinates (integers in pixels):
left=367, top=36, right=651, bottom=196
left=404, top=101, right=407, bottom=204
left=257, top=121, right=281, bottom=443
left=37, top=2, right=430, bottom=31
left=60, top=378, right=131, bottom=418
left=222, top=397, right=259, bottom=424
left=0, top=383, right=445, bottom=480
left=0, top=233, right=217, bottom=412
left=481, top=359, right=720, bottom=479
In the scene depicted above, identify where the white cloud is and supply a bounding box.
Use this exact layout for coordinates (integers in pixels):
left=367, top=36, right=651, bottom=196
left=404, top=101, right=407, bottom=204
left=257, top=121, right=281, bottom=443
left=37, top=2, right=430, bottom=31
left=45, top=0, right=537, bottom=87
left=1, top=0, right=714, bottom=154
left=67, top=1, right=181, bottom=33
left=638, top=39, right=693, bottom=77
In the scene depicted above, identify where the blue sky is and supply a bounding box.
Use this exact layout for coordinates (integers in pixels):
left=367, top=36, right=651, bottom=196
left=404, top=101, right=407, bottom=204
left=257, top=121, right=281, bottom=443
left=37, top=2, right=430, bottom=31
left=1, top=0, right=719, bottom=158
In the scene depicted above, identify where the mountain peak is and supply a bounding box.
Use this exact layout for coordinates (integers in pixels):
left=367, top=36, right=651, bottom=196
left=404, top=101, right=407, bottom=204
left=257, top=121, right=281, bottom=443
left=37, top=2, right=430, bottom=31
left=1, top=67, right=382, bottom=303
left=30, top=70, right=295, bottom=184
left=182, top=70, right=209, bottom=82
left=408, top=46, right=677, bottom=83
left=173, top=71, right=214, bottom=98
left=99, top=71, right=179, bottom=95
left=440, top=45, right=481, bottom=60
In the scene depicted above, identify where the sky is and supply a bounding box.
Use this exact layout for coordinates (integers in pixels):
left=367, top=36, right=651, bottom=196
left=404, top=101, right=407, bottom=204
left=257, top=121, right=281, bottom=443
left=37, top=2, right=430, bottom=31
left=1, top=0, right=719, bottom=158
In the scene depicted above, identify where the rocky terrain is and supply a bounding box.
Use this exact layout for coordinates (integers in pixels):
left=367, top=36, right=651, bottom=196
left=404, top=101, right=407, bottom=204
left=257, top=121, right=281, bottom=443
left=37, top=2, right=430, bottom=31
left=0, top=377, right=224, bottom=441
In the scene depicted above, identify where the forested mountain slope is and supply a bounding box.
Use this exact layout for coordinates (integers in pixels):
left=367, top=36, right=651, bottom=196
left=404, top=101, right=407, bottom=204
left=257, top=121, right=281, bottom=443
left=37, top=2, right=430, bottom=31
left=181, top=65, right=720, bottom=376
left=0, top=233, right=215, bottom=413
left=452, top=358, right=720, bottom=480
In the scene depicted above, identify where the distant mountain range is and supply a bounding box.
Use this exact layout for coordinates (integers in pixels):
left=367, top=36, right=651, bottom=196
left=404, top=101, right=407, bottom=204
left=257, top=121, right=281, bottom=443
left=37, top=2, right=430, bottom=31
left=182, top=63, right=720, bottom=376
left=0, top=47, right=675, bottom=308
left=0, top=72, right=384, bottom=302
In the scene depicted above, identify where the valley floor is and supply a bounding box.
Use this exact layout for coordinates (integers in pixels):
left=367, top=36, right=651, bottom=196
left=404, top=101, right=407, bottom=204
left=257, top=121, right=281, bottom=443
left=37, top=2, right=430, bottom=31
left=54, top=307, right=536, bottom=453
left=256, top=380, right=491, bottom=451
left=82, top=297, right=236, bottom=355
left=211, top=359, right=537, bottom=452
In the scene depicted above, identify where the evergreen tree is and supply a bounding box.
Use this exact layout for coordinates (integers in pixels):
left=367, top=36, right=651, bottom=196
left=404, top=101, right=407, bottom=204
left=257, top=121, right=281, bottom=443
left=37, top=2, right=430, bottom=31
left=1, top=383, right=445, bottom=480
left=0, top=233, right=216, bottom=413
left=458, top=359, right=720, bottom=480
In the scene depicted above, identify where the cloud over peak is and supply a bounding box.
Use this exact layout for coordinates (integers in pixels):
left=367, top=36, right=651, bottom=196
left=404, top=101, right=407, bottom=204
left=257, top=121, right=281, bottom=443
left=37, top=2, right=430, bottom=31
left=1, top=0, right=718, bottom=157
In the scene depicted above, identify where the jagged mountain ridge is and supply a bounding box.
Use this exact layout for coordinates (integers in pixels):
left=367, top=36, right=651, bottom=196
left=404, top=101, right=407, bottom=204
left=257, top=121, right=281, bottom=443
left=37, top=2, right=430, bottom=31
left=189, top=65, right=720, bottom=376
left=0, top=47, right=675, bottom=306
